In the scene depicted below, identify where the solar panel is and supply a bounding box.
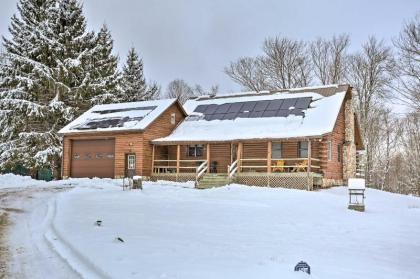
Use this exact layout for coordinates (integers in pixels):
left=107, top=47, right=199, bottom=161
left=240, top=101, right=257, bottom=112
left=262, top=110, right=277, bottom=117
left=194, top=105, right=208, bottom=113
left=204, top=104, right=218, bottom=114
left=93, top=106, right=156, bottom=115
left=228, top=102, right=244, bottom=113
left=280, top=98, right=297, bottom=109
left=195, top=97, right=309, bottom=121
left=249, top=111, right=264, bottom=118
left=254, top=100, right=270, bottom=112
left=295, top=97, right=312, bottom=109
left=266, top=99, right=283, bottom=111
left=215, top=103, right=231, bottom=114
left=237, top=111, right=250, bottom=118
left=276, top=109, right=290, bottom=117
left=223, top=112, right=238, bottom=120
left=212, top=113, right=225, bottom=120
left=290, top=109, right=304, bottom=116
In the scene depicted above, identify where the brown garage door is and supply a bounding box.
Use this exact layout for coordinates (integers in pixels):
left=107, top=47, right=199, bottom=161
left=71, top=139, right=115, bottom=178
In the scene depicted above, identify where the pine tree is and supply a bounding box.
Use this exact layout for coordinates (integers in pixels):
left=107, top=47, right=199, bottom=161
left=0, top=0, right=121, bottom=176
left=0, top=0, right=64, bottom=175
left=89, top=24, right=121, bottom=104
left=121, top=47, right=158, bottom=102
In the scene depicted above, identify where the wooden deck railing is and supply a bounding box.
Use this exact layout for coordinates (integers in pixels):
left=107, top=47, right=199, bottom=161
left=240, top=158, right=321, bottom=173
left=153, top=159, right=206, bottom=173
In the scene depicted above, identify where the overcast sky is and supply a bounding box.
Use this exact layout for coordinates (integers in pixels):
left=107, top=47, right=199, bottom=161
left=1, top=0, right=419, bottom=93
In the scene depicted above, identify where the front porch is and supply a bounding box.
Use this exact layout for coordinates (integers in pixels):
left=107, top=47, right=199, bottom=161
left=151, top=139, right=325, bottom=190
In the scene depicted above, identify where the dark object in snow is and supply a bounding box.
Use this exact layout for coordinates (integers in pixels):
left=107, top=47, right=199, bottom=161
left=294, top=261, right=310, bottom=274
left=96, top=220, right=102, bottom=226
left=116, top=237, right=124, bottom=243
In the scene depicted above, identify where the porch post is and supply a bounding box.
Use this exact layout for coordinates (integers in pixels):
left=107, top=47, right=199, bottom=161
left=267, top=141, right=272, bottom=173
left=307, top=140, right=312, bottom=173
left=206, top=143, right=210, bottom=173
left=151, top=144, right=155, bottom=174
left=237, top=142, right=243, bottom=173
left=307, top=139, right=312, bottom=191
left=176, top=145, right=180, bottom=174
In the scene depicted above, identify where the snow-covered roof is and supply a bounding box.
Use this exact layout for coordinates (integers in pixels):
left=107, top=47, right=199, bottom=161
left=153, top=88, right=347, bottom=143
left=59, top=99, right=178, bottom=134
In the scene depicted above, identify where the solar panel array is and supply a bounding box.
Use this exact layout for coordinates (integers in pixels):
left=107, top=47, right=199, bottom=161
left=193, top=97, right=312, bottom=121
left=73, top=105, right=158, bottom=130
left=92, top=106, right=157, bottom=115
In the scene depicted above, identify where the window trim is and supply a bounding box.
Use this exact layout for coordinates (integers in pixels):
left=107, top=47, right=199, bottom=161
left=272, top=142, right=282, bottom=159
left=298, top=141, right=308, bottom=158
left=187, top=144, right=204, bottom=157
left=127, top=154, right=136, bottom=170
left=327, top=141, right=332, bottom=161
left=170, top=113, right=176, bottom=125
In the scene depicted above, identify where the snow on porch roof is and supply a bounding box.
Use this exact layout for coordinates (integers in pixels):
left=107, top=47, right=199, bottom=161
left=153, top=87, right=347, bottom=143
left=58, top=98, right=178, bottom=134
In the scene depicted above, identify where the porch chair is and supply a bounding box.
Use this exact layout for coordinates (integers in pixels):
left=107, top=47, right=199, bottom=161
left=210, top=161, right=218, bottom=173
left=293, top=159, right=308, bottom=172
left=273, top=160, right=285, bottom=172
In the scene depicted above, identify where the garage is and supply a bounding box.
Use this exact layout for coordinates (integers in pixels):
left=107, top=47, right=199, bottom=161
left=71, top=139, right=115, bottom=178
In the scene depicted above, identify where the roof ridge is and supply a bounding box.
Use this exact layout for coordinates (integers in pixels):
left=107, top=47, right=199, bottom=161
left=194, top=84, right=349, bottom=101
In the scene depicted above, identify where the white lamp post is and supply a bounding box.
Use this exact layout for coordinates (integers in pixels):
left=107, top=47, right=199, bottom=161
left=348, top=178, right=366, bottom=212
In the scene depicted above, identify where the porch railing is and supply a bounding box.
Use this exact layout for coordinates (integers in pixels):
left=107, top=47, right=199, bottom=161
left=228, top=159, right=238, bottom=179
left=153, top=159, right=206, bottom=173
left=239, top=158, right=321, bottom=173
left=196, top=160, right=208, bottom=183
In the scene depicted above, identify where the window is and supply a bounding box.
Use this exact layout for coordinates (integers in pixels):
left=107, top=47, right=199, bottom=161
left=298, top=141, right=308, bottom=158
left=337, top=144, right=342, bottom=162
left=127, top=154, right=136, bottom=169
left=272, top=142, right=282, bottom=159
left=170, top=113, right=176, bottom=124
left=327, top=141, right=332, bottom=161
left=187, top=145, right=204, bottom=157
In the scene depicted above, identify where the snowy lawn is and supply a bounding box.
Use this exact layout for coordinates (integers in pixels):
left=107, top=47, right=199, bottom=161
left=47, top=180, right=420, bottom=279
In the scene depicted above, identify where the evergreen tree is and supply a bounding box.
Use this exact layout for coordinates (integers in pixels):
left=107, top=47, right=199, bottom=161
left=0, top=0, right=65, bottom=175
left=121, top=47, right=158, bottom=101
left=0, top=0, right=121, bottom=176
left=89, top=24, right=121, bottom=104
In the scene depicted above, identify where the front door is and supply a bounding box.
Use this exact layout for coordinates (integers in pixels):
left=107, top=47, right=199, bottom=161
left=125, top=154, right=136, bottom=178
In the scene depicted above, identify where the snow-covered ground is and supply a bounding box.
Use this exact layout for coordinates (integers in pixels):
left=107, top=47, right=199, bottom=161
left=1, top=175, right=419, bottom=279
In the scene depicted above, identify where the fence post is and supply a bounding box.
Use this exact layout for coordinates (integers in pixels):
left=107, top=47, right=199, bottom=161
left=176, top=145, right=180, bottom=181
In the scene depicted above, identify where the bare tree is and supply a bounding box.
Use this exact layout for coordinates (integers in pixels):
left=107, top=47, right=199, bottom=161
left=224, top=57, right=267, bottom=91
left=261, top=37, right=312, bottom=89
left=346, top=36, right=396, bottom=184
left=225, top=37, right=311, bottom=91
left=310, top=34, right=350, bottom=84
left=400, top=112, right=420, bottom=195
left=164, top=79, right=217, bottom=104
left=164, top=79, right=195, bottom=104
left=393, top=14, right=420, bottom=111
left=371, top=109, right=402, bottom=191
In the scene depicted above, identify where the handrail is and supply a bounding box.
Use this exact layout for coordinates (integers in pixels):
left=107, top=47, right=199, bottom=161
left=228, top=159, right=238, bottom=178
left=154, top=159, right=206, bottom=162
left=241, top=157, right=319, bottom=161
left=195, top=160, right=208, bottom=184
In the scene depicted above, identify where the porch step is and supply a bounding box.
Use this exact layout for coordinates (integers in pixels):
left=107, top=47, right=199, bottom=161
left=197, top=173, right=229, bottom=189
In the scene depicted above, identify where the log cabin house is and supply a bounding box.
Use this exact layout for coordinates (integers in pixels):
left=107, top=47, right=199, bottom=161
left=59, top=84, right=364, bottom=190
left=152, top=84, right=363, bottom=189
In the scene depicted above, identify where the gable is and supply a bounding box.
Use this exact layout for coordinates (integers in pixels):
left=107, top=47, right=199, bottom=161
left=58, top=99, right=179, bottom=135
